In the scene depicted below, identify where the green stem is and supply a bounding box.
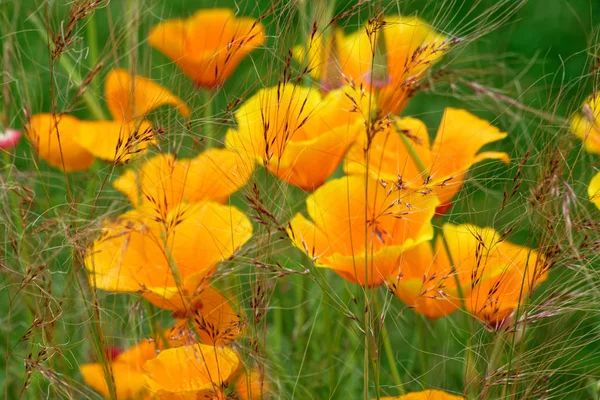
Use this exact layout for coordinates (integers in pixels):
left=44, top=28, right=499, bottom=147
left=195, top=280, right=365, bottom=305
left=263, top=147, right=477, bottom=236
left=201, top=89, right=216, bottom=147
left=29, top=14, right=108, bottom=121
left=381, top=322, right=405, bottom=394
left=86, top=12, right=99, bottom=92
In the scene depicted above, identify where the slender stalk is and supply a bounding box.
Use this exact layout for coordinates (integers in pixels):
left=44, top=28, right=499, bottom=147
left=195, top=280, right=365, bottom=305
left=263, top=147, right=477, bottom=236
left=29, top=14, right=108, bottom=121
left=381, top=322, right=405, bottom=394
left=86, top=12, right=99, bottom=92
left=201, top=89, right=217, bottom=147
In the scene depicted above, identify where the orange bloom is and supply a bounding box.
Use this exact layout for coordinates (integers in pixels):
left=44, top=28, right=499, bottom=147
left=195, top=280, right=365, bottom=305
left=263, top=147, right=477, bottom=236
left=80, top=339, right=158, bottom=399
left=26, top=70, right=188, bottom=170
left=345, top=108, right=509, bottom=205
left=287, top=175, right=439, bottom=286
left=148, top=9, right=265, bottom=88
left=293, top=16, right=449, bottom=114
left=143, top=344, right=239, bottom=399
left=114, top=149, right=254, bottom=216
left=590, top=172, right=600, bottom=210
left=389, top=223, right=547, bottom=325
left=234, top=370, right=269, bottom=400
left=226, top=84, right=362, bottom=190
left=570, top=92, right=600, bottom=155
left=85, top=202, right=252, bottom=311
left=105, top=69, right=190, bottom=121
left=26, top=114, right=95, bottom=171
left=379, top=389, right=464, bottom=400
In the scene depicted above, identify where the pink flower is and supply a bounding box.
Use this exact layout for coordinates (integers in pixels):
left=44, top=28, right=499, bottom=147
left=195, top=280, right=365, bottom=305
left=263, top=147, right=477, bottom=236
left=0, top=129, right=21, bottom=150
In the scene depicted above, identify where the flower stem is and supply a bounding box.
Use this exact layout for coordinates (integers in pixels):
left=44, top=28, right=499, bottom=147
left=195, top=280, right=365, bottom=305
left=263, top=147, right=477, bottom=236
left=382, top=320, right=405, bottom=394
left=86, top=12, right=100, bottom=92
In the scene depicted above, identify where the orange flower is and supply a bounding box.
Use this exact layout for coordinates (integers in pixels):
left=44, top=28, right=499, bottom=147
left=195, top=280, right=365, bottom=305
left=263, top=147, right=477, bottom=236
left=143, top=343, right=239, bottom=399
left=590, top=172, right=600, bottom=210
left=570, top=92, right=600, bottom=155
left=293, top=16, right=449, bottom=114
left=114, top=149, right=254, bottom=216
left=85, top=202, right=252, bottom=311
left=345, top=108, right=509, bottom=206
left=234, top=370, right=269, bottom=400
left=105, top=69, right=190, bottom=121
left=287, top=175, right=439, bottom=286
left=378, top=389, right=464, bottom=400
left=225, top=84, right=362, bottom=190
left=148, top=9, right=265, bottom=88
left=80, top=339, right=157, bottom=399
left=389, top=223, right=547, bottom=325
left=26, top=70, right=188, bottom=170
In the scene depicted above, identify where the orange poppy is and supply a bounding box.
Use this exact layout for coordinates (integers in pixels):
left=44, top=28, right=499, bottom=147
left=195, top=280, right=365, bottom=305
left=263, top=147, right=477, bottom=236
left=590, top=172, right=600, bottom=210
left=287, top=175, right=439, bottom=286
left=293, top=16, right=449, bottom=115
left=105, top=69, right=190, bottom=121
left=225, top=84, right=362, bottom=190
left=113, top=149, right=254, bottom=217
left=85, top=202, right=252, bottom=311
left=148, top=9, right=265, bottom=88
left=143, top=343, right=239, bottom=399
left=570, top=92, right=600, bottom=155
left=345, top=108, right=509, bottom=206
left=379, top=389, right=464, bottom=400
left=389, top=223, right=547, bottom=325
left=26, top=70, right=188, bottom=170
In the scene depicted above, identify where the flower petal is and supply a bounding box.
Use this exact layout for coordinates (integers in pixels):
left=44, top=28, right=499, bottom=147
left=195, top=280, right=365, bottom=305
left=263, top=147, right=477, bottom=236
left=570, top=93, right=600, bottom=155
left=105, top=69, right=190, bottom=121
left=26, top=114, right=94, bottom=172
left=73, top=120, right=155, bottom=163
left=143, top=343, right=239, bottom=396
left=589, top=171, right=600, bottom=210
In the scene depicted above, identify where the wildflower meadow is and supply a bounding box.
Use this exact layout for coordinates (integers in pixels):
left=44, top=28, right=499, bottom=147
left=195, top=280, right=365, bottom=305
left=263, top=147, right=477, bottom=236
left=2, top=0, right=600, bottom=399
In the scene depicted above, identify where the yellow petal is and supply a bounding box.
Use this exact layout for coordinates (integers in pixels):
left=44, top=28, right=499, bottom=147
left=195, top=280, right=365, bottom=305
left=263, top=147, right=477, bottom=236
left=288, top=175, right=438, bottom=285
left=105, top=69, right=190, bottom=121
left=378, top=389, right=464, bottom=400
left=85, top=202, right=253, bottom=303
left=228, top=85, right=359, bottom=189
left=73, top=120, right=155, bottom=163
left=143, top=344, right=239, bottom=396
left=589, top=171, right=600, bottom=209
left=429, top=108, right=508, bottom=204
left=26, top=114, right=94, bottom=172
left=389, top=242, right=460, bottom=319
left=149, top=9, right=265, bottom=88
left=81, top=362, right=148, bottom=399
left=570, top=93, right=600, bottom=155
left=345, top=116, right=432, bottom=186
left=113, top=149, right=253, bottom=214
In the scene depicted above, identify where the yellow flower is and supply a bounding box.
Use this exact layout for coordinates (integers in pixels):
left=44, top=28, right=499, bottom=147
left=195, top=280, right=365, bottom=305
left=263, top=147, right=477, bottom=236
left=105, top=69, right=190, bottom=121
left=143, top=344, right=239, bottom=399
left=293, top=16, right=448, bottom=114
left=287, top=175, right=439, bottom=286
left=234, top=370, right=269, bottom=400
left=226, top=84, right=362, bottom=190
left=590, top=171, right=600, bottom=209
left=148, top=9, right=265, bottom=88
left=80, top=339, right=158, bottom=399
left=378, top=389, right=464, bottom=400
left=26, top=70, right=188, bottom=170
left=345, top=108, right=509, bottom=206
left=85, top=202, right=252, bottom=310
left=389, top=223, right=547, bottom=325
left=114, top=149, right=254, bottom=216
left=570, top=92, right=600, bottom=154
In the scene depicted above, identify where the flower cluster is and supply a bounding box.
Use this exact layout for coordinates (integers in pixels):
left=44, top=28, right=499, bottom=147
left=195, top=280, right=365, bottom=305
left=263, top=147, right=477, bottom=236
left=22, top=6, right=557, bottom=398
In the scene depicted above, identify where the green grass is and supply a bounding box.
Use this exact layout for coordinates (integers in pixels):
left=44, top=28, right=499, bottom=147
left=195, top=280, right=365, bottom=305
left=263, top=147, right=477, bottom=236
left=2, top=0, right=600, bottom=399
